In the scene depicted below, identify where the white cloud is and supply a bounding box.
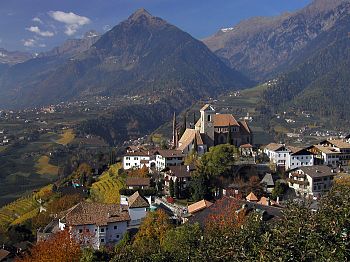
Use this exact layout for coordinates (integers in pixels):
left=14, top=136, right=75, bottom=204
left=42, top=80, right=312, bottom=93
left=26, top=26, right=54, bottom=37
left=23, top=39, right=36, bottom=47
left=32, top=17, right=43, bottom=24
left=22, top=38, right=46, bottom=48
left=49, top=11, right=91, bottom=36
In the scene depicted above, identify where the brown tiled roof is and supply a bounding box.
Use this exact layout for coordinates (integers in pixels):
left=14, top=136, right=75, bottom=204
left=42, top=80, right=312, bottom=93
left=155, top=149, right=184, bottom=158
left=188, top=199, right=213, bottom=214
left=167, top=165, right=194, bottom=178
left=265, top=143, right=284, bottom=151
left=125, top=150, right=150, bottom=157
left=0, top=249, right=10, bottom=261
left=128, top=191, right=149, bottom=208
left=240, top=143, right=253, bottom=148
left=62, top=202, right=130, bottom=226
left=178, top=129, right=204, bottom=151
left=297, top=166, right=336, bottom=178
left=313, top=145, right=341, bottom=154
left=213, top=114, right=239, bottom=127
left=239, top=120, right=251, bottom=134
left=246, top=192, right=258, bottom=201
left=327, top=139, right=350, bottom=149
left=258, top=197, right=278, bottom=207
left=126, top=177, right=151, bottom=187
left=287, top=146, right=303, bottom=154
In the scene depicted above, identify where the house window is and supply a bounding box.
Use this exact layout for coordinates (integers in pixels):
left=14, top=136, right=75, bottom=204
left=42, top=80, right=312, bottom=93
left=100, top=228, right=105, bottom=232
left=116, top=234, right=120, bottom=239
left=101, top=239, right=104, bottom=243
left=114, top=226, right=118, bottom=230
left=79, top=229, right=83, bottom=233
left=86, top=229, right=90, bottom=232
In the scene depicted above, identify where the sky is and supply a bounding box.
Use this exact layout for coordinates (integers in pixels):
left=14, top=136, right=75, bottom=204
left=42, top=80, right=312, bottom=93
left=0, top=0, right=312, bottom=52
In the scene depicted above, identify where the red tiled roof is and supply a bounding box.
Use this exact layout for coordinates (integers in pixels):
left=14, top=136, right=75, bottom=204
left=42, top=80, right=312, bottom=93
left=128, top=191, right=149, bottom=208
left=213, top=114, right=239, bottom=127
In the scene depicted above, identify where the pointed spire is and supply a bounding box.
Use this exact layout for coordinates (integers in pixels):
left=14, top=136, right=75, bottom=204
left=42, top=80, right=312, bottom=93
left=172, top=112, right=178, bottom=149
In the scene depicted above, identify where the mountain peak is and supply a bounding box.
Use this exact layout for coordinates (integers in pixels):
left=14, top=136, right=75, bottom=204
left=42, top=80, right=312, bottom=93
left=128, top=8, right=153, bottom=21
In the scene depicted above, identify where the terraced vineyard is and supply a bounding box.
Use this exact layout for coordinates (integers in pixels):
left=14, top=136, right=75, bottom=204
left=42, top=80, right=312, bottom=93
left=90, top=164, right=125, bottom=204
left=0, top=185, right=52, bottom=229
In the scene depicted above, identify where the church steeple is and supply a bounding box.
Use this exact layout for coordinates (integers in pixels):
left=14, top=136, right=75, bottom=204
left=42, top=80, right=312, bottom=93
left=172, top=112, right=178, bottom=148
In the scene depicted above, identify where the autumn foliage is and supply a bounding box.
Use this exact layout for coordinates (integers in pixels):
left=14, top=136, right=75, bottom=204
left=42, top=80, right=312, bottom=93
left=17, top=229, right=81, bottom=262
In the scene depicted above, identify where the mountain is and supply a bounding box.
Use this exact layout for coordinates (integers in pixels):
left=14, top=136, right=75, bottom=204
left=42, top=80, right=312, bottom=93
left=204, top=0, right=350, bottom=81
left=40, top=30, right=100, bottom=58
left=0, top=9, right=251, bottom=109
left=260, top=10, right=350, bottom=123
left=0, top=48, right=33, bottom=65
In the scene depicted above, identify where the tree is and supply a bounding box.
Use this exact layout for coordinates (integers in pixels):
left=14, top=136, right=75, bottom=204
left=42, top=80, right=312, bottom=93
left=132, top=210, right=172, bottom=258
left=227, top=124, right=232, bottom=145
left=17, top=230, right=82, bottom=262
left=169, top=179, right=175, bottom=198
left=190, top=173, right=210, bottom=201
left=162, top=223, right=202, bottom=260
left=271, top=181, right=288, bottom=200
left=174, top=179, right=179, bottom=199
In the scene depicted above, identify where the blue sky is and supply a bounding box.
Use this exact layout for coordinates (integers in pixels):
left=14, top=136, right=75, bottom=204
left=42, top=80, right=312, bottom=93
left=0, top=0, right=312, bottom=52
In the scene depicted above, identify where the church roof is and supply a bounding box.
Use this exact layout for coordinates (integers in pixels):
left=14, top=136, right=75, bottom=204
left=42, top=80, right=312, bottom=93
left=213, top=114, right=239, bottom=127
left=177, top=129, right=204, bottom=151
left=200, top=104, right=215, bottom=111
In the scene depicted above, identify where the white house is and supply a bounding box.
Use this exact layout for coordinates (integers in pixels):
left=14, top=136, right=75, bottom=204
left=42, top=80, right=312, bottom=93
left=58, top=202, right=130, bottom=249
left=264, top=143, right=291, bottom=168
left=125, top=191, right=150, bottom=226
left=319, top=139, right=350, bottom=166
left=154, top=150, right=184, bottom=171
left=287, top=166, right=336, bottom=198
left=307, top=144, right=341, bottom=167
left=123, top=149, right=155, bottom=170
left=286, top=147, right=314, bottom=170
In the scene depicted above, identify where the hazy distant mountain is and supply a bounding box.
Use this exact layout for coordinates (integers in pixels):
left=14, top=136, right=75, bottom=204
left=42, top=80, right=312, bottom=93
left=0, top=48, right=33, bottom=65
left=204, top=0, right=350, bottom=81
left=0, top=9, right=251, bottom=109
left=40, top=30, right=100, bottom=58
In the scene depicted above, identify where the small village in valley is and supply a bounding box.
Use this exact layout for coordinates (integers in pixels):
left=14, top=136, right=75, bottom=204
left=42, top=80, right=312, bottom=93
left=2, top=103, right=349, bottom=260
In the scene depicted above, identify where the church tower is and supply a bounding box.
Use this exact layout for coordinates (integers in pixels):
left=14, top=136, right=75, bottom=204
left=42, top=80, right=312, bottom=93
left=200, top=104, right=215, bottom=145
left=172, top=112, right=178, bottom=148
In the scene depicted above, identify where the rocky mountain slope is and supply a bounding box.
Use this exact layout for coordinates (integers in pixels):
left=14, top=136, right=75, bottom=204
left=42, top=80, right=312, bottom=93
left=0, top=9, right=251, bottom=109
left=204, top=0, right=350, bottom=81
left=0, top=48, right=33, bottom=65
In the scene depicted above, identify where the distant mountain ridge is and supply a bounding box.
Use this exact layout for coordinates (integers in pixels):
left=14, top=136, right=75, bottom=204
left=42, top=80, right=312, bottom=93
left=204, top=0, right=350, bottom=81
left=0, top=8, right=251, bottom=109
left=0, top=48, right=33, bottom=65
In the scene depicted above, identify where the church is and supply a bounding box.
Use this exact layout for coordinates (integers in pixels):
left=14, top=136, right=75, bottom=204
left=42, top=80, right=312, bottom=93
left=175, top=104, right=253, bottom=154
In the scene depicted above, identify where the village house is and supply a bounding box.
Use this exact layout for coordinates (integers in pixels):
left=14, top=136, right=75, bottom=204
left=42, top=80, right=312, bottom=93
left=187, top=199, right=213, bottom=214
left=287, top=166, right=336, bottom=198
left=154, top=149, right=185, bottom=171
left=126, top=177, right=151, bottom=190
left=318, top=139, right=350, bottom=166
left=307, top=144, right=341, bottom=167
left=122, top=148, right=155, bottom=170
left=163, top=165, right=194, bottom=195
left=122, top=191, right=150, bottom=227
left=175, top=104, right=253, bottom=154
left=57, top=202, right=130, bottom=249
left=264, top=143, right=291, bottom=169
left=286, top=147, right=315, bottom=170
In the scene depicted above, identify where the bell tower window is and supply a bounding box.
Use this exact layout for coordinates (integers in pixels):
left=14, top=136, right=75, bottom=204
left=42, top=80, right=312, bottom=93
left=207, top=115, right=211, bottom=122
